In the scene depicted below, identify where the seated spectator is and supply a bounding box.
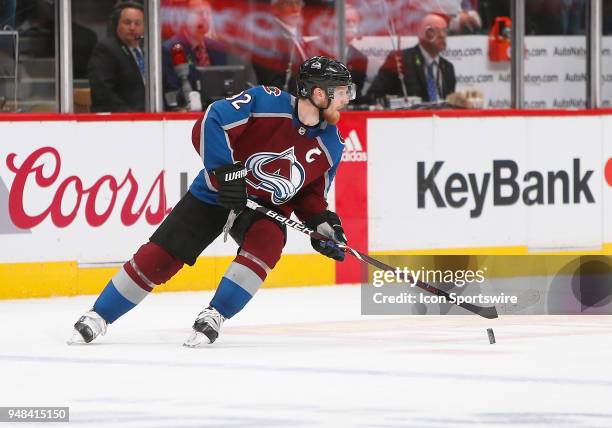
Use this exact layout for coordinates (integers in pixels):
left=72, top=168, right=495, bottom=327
left=366, top=13, right=456, bottom=106
left=88, top=1, right=145, bottom=112
left=409, top=0, right=482, bottom=34
left=251, top=0, right=310, bottom=94
left=162, top=0, right=256, bottom=110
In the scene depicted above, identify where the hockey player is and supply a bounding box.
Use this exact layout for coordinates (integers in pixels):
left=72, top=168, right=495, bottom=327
left=69, top=56, right=355, bottom=347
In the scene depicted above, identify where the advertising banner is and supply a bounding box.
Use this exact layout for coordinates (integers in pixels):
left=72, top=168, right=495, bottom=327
left=367, top=114, right=606, bottom=252
left=336, top=114, right=368, bottom=283
left=604, top=116, right=612, bottom=245
left=353, top=35, right=594, bottom=109
left=0, top=120, right=314, bottom=265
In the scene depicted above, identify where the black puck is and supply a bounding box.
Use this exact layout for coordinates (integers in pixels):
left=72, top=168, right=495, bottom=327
left=487, top=328, right=496, bottom=344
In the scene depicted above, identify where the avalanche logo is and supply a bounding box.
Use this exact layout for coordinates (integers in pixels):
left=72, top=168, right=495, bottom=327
left=245, top=147, right=306, bottom=205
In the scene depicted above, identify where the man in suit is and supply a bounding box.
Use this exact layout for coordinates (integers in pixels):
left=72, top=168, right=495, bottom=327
left=88, top=1, right=145, bottom=112
left=251, top=0, right=310, bottom=95
left=367, top=13, right=456, bottom=105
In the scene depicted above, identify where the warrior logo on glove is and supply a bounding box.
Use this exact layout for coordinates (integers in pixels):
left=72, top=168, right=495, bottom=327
left=213, top=163, right=248, bottom=211
left=223, top=169, right=248, bottom=182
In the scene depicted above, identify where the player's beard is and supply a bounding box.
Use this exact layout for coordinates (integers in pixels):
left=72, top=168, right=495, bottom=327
left=323, top=108, right=341, bottom=125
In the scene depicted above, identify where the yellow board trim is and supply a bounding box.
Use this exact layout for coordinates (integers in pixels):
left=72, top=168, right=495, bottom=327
left=1, top=243, right=610, bottom=299
left=372, top=243, right=612, bottom=256
left=368, top=243, right=612, bottom=280
left=0, top=254, right=335, bottom=300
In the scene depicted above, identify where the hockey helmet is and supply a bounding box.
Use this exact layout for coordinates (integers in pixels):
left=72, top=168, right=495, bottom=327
left=297, top=56, right=355, bottom=100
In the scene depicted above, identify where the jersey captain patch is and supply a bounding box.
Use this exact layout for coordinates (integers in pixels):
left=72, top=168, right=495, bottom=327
left=245, top=147, right=306, bottom=205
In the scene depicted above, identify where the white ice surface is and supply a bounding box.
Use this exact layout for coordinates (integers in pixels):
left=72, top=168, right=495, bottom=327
left=0, top=285, right=611, bottom=428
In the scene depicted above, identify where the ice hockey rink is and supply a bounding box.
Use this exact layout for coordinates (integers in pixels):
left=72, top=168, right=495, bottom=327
left=0, top=285, right=611, bottom=428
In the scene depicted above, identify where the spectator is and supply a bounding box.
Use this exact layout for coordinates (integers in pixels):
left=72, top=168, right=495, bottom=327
left=251, top=0, right=310, bottom=94
left=161, top=0, right=256, bottom=110
left=88, top=1, right=145, bottom=112
left=344, top=4, right=368, bottom=105
left=413, top=0, right=482, bottom=34
left=366, top=13, right=456, bottom=106
left=452, top=0, right=483, bottom=33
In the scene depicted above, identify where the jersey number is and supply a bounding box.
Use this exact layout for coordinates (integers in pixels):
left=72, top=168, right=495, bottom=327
left=227, top=92, right=252, bottom=110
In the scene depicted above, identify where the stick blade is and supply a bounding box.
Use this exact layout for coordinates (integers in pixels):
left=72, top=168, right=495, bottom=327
left=476, top=305, right=499, bottom=319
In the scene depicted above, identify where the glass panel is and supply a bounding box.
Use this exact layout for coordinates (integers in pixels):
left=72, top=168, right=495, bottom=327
left=450, top=0, right=512, bottom=109
left=1, top=0, right=57, bottom=112
left=79, top=0, right=146, bottom=113
left=71, top=0, right=112, bottom=113
left=348, top=0, right=511, bottom=109
left=159, top=0, right=335, bottom=111
left=602, top=0, right=612, bottom=107
left=524, top=0, right=587, bottom=109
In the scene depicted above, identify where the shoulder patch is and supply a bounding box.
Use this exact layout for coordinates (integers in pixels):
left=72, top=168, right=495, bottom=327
left=262, top=86, right=282, bottom=96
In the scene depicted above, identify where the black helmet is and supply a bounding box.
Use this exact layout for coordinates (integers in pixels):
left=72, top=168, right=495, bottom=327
left=297, top=56, right=355, bottom=100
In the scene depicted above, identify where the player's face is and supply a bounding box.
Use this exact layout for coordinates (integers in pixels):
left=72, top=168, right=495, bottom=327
left=321, top=86, right=352, bottom=125
left=116, top=8, right=144, bottom=48
left=332, top=85, right=355, bottom=105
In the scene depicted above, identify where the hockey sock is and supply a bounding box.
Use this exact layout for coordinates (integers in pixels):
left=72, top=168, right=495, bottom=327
left=210, top=218, right=285, bottom=318
left=94, top=242, right=183, bottom=323
left=210, top=257, right=264, bottom=319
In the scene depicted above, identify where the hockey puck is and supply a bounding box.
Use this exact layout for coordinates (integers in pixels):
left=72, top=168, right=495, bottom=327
left=487, top=328, right=496, bottom=344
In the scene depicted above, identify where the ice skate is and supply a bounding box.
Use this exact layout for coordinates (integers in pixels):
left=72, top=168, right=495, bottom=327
left=67, top=310, right=107, bottom=344
left=183, top=306, right=225, bottom=347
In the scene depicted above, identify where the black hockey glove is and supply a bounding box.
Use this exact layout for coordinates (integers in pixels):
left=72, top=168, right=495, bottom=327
left=305, top=210, right=347, bottom=262
left=213, top=162, right=247, bottom=210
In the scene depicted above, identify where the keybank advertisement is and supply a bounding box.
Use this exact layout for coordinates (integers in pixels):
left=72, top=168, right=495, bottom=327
left=368, top=115, right=611, bottom=252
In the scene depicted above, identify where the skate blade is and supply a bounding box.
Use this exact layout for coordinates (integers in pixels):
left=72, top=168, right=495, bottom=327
left=67, top=329, right=87, bottom=345
left=183, top=331, right=212, bottom=348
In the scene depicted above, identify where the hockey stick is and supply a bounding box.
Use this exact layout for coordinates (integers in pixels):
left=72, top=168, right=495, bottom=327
left=246, top=199, right=498, bottom=319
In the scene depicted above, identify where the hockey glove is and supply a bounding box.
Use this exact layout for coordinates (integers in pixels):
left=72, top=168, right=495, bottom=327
left=305, top=210, right=347, bottom=261
left=213, top=162, right=247, bottom=210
